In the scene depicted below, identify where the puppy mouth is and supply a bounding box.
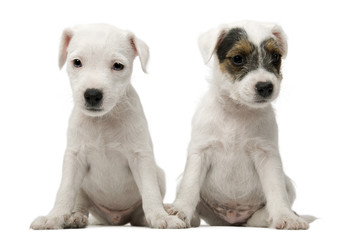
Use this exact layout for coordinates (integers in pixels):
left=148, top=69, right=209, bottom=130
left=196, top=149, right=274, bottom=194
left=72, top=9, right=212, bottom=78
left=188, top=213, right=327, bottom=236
left=254, top=95, right=273, bottom=104
left=85, top=107, right=103, bottom=112
left=239, top=97, right=271, bottom=108
left=82, top=106, right=106, bottom=116
left=255, top=99, right=268, bottom=104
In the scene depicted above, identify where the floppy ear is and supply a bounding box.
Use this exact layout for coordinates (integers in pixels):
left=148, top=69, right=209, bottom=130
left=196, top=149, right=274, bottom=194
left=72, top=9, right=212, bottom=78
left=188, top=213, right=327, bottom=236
left=271, top=25, right=288, bottom=59
left=198, top=28, right=227, bottom=64
left=129, top=35, right=149, bottom=73
left=58, top=28, right=73, bottom=69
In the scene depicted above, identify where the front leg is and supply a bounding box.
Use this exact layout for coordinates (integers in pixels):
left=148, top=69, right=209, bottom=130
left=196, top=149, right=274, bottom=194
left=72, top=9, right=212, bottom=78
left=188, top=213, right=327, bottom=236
left=166, top=150, right=210, bottom=227
left=128, top=151, right=186, bottom=229
left=250, top=141, right=308, bottom=230
left=30, top=149, right=87, bottom=230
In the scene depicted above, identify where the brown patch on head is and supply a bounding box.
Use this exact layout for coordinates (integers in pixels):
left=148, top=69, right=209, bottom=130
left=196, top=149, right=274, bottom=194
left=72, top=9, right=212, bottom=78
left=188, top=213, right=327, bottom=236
left=225, top=39, right=253, bottom=59
left=261, top=38, right=283, bottom=76
left=218, top=38, right=259, bottom=81
left=219, top=39, right=256, bottom=75
left=263, top=38, right=281, bottom=55
left=216, top=27, right=249, bottom=77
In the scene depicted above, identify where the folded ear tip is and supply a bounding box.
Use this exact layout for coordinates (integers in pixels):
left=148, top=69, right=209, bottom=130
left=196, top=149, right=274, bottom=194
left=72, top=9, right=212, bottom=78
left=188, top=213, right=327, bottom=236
left=130, top=35, right=150, bottom=73
left=271, top=24, right=288, bottom=57
left=58, top=27, right=73, bottom=71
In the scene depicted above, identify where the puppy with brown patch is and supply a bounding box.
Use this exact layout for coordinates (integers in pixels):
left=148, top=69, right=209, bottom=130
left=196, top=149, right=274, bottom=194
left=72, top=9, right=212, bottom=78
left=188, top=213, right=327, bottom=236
left=166, top=21, right=315, bottom=229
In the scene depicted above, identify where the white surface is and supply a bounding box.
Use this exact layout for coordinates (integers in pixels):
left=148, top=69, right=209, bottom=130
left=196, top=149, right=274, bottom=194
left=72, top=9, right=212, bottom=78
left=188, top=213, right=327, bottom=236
left=0, top=0, right=338, bottom=239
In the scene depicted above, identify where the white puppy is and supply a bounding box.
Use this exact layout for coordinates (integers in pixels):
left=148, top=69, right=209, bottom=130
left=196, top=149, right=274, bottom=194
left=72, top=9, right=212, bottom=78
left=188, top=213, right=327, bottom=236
left=30, top=24, right=185, bottom=229
left=166, top=21, right=314, bottom=230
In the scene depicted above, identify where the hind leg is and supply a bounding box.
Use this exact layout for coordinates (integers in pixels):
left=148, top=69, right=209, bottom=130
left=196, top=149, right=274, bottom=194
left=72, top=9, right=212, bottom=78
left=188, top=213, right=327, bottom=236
left=245, top=208, right=269, bottom=227
left=130, top=205, right=148, bottom=227
left=197, top=201, right=230, bottom=226
left=190, top=211, right=201, bottom=227
left=246, top=176, right=304, bottom=229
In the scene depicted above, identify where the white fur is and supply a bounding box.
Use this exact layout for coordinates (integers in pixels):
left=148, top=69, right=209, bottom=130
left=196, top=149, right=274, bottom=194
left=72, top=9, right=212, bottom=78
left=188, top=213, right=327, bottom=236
left=30, top=23, right=185, bottom=229
left=166, top=21, right=313, bottom=230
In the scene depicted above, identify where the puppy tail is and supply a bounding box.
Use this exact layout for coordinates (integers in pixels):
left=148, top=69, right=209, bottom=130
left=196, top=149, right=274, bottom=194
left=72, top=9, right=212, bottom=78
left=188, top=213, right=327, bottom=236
left=300, top=215, right=317, bottom=223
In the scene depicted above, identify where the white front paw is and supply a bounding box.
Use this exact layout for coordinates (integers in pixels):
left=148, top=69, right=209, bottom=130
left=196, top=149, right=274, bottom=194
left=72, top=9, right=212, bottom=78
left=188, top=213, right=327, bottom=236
left=66, top=212, right=88, bottom=228
left=271, top=212, right=309, bottom=230
left=30, top=212, right=88, bottom=230
left=164, top=203, right=192, bottom=227
left=146, top=212, right=186, bottom=229
left=30, top=214, right=70, bottom=230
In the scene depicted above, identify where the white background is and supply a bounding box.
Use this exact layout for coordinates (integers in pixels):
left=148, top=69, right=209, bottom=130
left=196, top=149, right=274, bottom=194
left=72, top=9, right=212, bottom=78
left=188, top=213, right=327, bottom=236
left=0, top=0, right=338, bottom=239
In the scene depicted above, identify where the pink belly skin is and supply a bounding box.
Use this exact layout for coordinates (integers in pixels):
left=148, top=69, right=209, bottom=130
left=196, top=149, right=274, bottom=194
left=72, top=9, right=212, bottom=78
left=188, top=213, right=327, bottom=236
left=93, top=200, right=142, bottom=224
left=200, top=197, right=264, bottom=224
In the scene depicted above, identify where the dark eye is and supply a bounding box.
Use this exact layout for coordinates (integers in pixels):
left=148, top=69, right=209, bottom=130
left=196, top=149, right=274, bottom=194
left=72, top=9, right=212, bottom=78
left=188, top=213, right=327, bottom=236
left=73, top=59, right=82, bottom=68
left=272, top=53, right=281, bottom=65
left=112, top=62, right=124, bottom=71
left=231, top=55, right=244, bottom=66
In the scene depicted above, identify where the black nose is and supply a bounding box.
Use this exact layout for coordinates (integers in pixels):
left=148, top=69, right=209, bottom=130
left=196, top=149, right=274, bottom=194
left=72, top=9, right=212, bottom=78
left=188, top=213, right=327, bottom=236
left=84, top=88, right=103, bottom=107
left=255, top=82, right=274, bottom=98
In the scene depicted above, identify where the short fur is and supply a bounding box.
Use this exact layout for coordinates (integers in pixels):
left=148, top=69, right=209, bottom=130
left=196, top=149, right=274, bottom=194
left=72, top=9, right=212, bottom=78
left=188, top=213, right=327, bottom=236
left=166, top=21, right=314, bottom=230
left=30, top=24, right=185, bottom=229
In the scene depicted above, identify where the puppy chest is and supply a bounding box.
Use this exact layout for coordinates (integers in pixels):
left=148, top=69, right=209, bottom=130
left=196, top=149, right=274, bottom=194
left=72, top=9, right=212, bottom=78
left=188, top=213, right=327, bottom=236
left=81, top=127, right=129, bottom=169
left=202, top=146, right=263, bottom=200
left=82, top=140, right=138, bottom=186
left=85, top=147, right=132, bottom=180
left=82, top=149, right=140, bottom=210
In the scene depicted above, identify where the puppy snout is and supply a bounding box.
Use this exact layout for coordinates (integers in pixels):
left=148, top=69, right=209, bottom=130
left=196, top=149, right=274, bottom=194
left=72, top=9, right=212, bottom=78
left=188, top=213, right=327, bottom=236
left=84, top=88, right=103, bottom=107
left=255, top=82, right=274, bottom=98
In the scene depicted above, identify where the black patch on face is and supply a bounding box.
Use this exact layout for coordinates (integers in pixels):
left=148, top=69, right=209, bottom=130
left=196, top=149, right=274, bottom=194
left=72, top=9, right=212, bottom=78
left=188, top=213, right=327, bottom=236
left=217, top=28, right=259, bottom=81
left=217, top=30, right=284, bottom=82
left=216, top=28, right=248, bottom=63
left=235, top=47, right=259, bottom=81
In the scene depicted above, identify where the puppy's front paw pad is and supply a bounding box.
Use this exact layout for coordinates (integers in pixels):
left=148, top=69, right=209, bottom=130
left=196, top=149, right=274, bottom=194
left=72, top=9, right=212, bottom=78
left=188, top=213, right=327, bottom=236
left=272, top=213, right=309, bottom=230
left=30, top=214, right=70, bottom=230
left=66, top=212, right=88, bottom=228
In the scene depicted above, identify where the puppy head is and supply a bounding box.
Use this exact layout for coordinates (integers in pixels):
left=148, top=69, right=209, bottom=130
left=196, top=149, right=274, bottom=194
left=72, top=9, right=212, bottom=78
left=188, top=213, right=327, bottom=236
left=59, top=24, right=149, bottom=117
left=199, top=21, right=287, bottom=108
